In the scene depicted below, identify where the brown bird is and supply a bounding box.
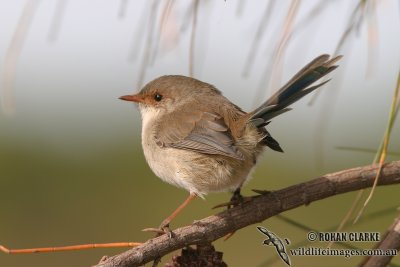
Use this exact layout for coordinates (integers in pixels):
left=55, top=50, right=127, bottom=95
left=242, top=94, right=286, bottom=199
left=120, top=54, right=341, bottom=234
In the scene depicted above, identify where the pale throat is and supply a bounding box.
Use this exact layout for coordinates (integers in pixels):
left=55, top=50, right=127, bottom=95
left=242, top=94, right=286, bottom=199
left=139, top=106, right=162, bottom=142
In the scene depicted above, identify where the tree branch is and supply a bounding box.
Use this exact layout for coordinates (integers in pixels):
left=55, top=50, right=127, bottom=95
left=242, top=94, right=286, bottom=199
left=361, top=215, right=400, bottom=267
left=93, top=161, right=400, bottom=267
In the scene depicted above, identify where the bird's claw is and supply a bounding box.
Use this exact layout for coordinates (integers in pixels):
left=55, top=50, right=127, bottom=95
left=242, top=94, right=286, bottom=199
left=213, top=189, right=271, bottom=209
left=212, top=196, right=252, bottom=209
left=142, top=221, right=174, bottom=238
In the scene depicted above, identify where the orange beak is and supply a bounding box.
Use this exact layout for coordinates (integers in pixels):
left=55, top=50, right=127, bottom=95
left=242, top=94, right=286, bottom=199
left=119, top=94, right=144, bottom=103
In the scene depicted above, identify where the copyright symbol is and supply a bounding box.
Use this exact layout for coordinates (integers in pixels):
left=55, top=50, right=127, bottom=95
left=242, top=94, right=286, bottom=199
left=307, top=231, right=318, bottom=241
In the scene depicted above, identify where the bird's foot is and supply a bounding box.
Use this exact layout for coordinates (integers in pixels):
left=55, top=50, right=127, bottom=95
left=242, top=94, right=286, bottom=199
left=142, top=220, right=174, bottom=238
left=212, top=196, right=252, bottom=209
left=213, top=189, right=271, bottom=209
left=213, top=188, right=253, bottom=209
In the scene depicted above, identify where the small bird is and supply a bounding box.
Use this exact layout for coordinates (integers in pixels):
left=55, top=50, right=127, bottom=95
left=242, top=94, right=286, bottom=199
left=120, top=54, right=341, bottom=233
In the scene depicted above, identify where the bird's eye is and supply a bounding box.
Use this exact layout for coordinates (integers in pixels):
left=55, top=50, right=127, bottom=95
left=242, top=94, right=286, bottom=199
left=154, top=94, right=163, bottom=102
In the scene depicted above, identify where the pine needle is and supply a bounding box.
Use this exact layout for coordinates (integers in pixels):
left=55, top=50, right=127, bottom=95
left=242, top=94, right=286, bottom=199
left=353, top=71, right=400, bottom=223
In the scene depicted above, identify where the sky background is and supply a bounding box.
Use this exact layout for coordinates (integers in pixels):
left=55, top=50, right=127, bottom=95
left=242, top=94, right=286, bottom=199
left=0, top=1, right=399, bottom=266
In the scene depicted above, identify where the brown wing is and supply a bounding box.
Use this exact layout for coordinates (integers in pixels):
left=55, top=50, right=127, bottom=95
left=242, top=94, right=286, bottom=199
left=154, top=107, right=244, bottom=160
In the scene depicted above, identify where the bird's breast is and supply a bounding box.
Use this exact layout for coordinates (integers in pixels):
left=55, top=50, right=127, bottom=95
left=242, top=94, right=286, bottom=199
left=138, top=107, right=265, bottom=195
left=140, top=108, right=190, bottom=190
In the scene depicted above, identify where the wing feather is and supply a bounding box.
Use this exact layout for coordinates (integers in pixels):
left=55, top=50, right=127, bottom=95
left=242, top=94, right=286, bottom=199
left=154, top=106, right=244, bottom=160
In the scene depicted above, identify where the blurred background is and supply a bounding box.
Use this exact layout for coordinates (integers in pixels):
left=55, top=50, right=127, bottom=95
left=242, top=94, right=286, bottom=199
left=0, top=0, right=399, bottom=266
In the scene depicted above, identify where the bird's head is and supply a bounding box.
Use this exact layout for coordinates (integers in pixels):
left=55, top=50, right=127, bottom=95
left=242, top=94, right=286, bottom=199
left=119, top=75, right=221, bottom=118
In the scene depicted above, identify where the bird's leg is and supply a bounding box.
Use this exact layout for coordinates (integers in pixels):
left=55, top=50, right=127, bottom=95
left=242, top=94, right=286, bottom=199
left=143, top=193, right=197, bottom=237
left=230, top=187, right=244, bottom=207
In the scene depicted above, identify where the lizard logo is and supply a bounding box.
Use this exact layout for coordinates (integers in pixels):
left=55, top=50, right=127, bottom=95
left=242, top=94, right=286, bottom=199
left=257, top=226, right=291, bottom=266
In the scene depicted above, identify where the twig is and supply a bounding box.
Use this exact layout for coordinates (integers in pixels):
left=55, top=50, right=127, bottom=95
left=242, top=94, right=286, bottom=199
left=308, top=0, right=367, bottom=106
left=127, top=7, right=147, bottom=61
left=268, top=0, right=299, bottom=89
left=189, top=0, right=199, bottom=77
left=327, top=188, right=363, bottom=248
left=47, top=0, right=68, bottom=42
left=366, top=0, right=379, bottom=78
left=336, top=146, right=400, bottom=157
left=135, top=0, right=160, bottom=88
left=354, top=71, right=400, bottom=223
left=254, top=0, right=300, bottom=106
left=360, top=215, right=400, bottom=267
left=150, top=0, right=175, bottom=65
left=0, top=0, right=40, bottom=115
left=0, top=242, right=141, bottom=254
left=329, top=71, right=400, bottom=246
left=261, top=206, right=399, bottom=266
left=235, top=0, right=245, bottom=17
left=308, top=1, right=369, bottom=170
left=241, top=0, right=275, bottom=77
left=93, top=160, right=400, bottom=267
left=118, top=0, right=129, bottom=19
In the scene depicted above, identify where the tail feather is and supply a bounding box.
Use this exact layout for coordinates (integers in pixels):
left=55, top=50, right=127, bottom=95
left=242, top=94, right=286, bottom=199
left=249, top=54, right=341, bottom=152
left=256, top=108, right=292, bottom=123
left=274, top=79, right=330, bottom=116
left=262, top=133, right=283, bottom=152
left=250, top=54, right=341, bottom=122
left=266, top=54, right=341, bottom=107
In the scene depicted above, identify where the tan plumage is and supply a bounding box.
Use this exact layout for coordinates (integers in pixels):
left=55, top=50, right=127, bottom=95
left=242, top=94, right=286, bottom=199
left=120, top=54, right=341, bottom=230
left=135, top=76, right=260, bottom=196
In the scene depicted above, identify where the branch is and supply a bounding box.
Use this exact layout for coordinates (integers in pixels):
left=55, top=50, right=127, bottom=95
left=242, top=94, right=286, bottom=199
left=93, top=161, right=400, bottom=267
left=361, top=215, right=400, bottom=267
